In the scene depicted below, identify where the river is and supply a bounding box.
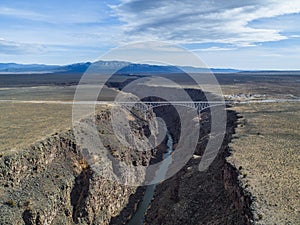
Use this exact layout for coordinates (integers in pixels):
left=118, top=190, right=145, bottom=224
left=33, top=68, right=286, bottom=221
left=127, top=132, right=173, bottom=225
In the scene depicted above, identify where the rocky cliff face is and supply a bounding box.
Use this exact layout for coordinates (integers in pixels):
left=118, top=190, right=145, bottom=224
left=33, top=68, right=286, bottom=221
left=143, top=106, right=254, bottom=224
left=223, top=163, right=254, bottom=224
left=0, top=108, right=157, bottom=225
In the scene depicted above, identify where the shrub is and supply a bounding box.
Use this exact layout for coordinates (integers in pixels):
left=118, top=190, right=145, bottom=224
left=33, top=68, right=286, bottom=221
left=5, top=199, right=16, bottom=207
left=24, top=199, right=31, bottom=207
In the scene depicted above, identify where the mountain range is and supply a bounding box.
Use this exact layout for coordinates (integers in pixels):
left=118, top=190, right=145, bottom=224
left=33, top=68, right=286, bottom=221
left=0, top=61, right=240, bottom=74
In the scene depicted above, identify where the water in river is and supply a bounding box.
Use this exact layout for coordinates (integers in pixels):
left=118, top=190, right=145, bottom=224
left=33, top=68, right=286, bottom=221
left=127, top=132, right=173, bottom=225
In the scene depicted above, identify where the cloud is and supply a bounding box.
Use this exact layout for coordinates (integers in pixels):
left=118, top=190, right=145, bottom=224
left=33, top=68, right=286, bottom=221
left=111, top=0, right=300, bottom=46
left=0, top=1, right=109, bottom=24
left=191, top=46, right=236, bottom=52
left=290, top=35, right=300, bottom=38
left=0, top=7, right=45, bottom=20
left=0, top=38, right=45, bottom=54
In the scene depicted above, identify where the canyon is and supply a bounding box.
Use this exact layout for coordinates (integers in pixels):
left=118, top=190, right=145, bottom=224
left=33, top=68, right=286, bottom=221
left=0, top=88, right=254, bottom=224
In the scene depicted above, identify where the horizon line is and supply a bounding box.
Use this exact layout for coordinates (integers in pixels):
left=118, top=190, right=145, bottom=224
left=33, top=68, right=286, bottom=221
left=1, top=61, right=300, bottom=72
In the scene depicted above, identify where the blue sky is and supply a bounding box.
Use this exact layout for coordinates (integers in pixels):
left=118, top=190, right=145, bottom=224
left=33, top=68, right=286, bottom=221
left=1, top=0, right=300, bottom=69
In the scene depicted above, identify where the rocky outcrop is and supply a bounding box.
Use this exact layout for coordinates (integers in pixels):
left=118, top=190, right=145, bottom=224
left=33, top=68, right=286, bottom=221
left=0, top=108, right=157, bottom=225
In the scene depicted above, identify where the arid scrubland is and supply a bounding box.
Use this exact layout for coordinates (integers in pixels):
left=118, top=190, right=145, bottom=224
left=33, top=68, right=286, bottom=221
left=228, top=102, right=300, bottom=224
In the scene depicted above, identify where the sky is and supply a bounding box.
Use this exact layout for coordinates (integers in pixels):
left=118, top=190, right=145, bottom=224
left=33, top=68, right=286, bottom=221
left=1, top=0, right=300, bottom=70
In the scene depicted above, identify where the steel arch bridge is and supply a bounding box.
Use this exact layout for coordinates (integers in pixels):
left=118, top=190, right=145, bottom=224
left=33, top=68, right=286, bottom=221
left=115, top=101, right=226, bottom=116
